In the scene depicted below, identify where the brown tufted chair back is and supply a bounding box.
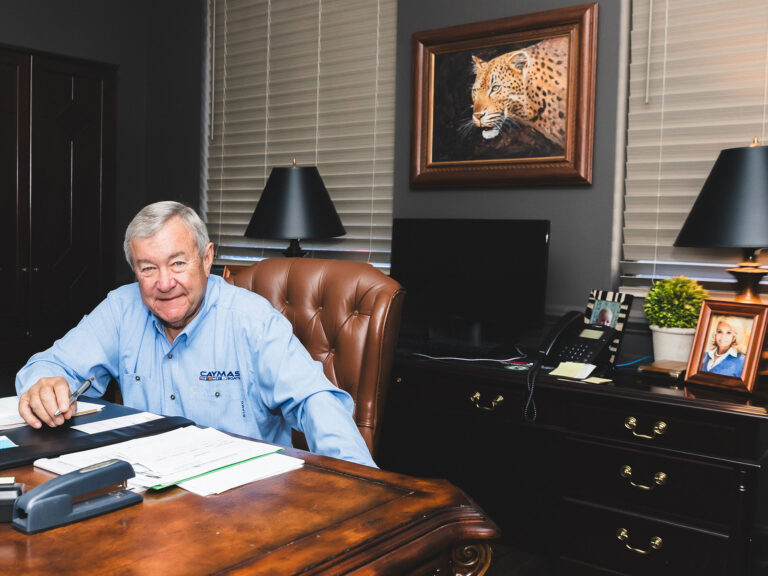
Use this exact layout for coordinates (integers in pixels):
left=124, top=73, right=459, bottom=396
left=222, top=258, right=405, bottom=458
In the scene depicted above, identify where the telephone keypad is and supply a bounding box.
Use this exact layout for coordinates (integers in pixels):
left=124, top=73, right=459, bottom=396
left=558, top=342, right=594, bottom=363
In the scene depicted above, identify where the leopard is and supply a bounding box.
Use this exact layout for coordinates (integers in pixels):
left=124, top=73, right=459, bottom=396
left=470, top=36, right=568, bottom=147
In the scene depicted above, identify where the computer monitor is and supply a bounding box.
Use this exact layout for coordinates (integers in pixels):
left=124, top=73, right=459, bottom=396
left=390, top=218, right=550, bottom=354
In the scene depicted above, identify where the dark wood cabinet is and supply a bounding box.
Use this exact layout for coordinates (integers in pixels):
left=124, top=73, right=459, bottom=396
left=0, top=46, right=115, bottom=395
left=379, top=355, right=768, bottom=575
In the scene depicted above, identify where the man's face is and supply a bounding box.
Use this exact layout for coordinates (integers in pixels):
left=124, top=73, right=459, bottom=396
left=130, top=216, right=214, bottom=339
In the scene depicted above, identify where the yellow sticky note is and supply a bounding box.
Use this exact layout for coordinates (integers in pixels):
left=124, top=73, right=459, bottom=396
left=549, top=362, right=596, bottom=379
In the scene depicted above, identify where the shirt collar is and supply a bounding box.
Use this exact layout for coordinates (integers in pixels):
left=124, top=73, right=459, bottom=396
left=707, top=346, right=739, bottom=359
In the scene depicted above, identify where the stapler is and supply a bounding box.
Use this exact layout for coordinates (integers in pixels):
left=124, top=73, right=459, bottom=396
left=12, top=459, right=143, bottom=534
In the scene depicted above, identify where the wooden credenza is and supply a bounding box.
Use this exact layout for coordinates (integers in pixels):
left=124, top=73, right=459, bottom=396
left=378, top=355, right=768, bottom=575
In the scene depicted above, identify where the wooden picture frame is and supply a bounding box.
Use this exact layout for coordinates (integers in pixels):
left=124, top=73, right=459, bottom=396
left=410, top=3, right=598, bottom=188
left=685, top=300, right=768, bottom=393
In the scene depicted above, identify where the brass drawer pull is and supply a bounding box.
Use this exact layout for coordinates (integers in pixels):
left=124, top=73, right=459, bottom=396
left=619, top=465, right=667, bottom=491
left=624, top=416, right=667, bottom=440
left=469, top=391, right=504, bottom=411
left=616, top=528, right=663, bottom=555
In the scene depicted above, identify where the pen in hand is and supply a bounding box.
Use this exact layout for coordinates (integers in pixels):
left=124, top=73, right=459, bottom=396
left=53, top=377, right=95, bottom=417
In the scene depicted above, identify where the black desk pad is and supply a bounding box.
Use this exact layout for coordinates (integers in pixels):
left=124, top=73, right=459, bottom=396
left=0, top=400, right=194, bottom=470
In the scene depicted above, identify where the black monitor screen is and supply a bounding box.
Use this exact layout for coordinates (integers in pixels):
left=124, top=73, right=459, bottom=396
left=390, top=218, right=549, bottom=354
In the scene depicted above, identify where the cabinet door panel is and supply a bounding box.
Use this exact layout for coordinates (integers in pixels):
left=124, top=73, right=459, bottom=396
left=0, top=50, right=30, bottom=342
left=29, top=56, right=115, bottom=346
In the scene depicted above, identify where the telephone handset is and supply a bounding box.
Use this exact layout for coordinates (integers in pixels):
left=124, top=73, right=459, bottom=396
left=539, top=310, right=616, bottom=368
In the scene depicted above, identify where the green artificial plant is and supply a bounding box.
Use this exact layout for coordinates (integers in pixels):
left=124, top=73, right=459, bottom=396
left=643, top=276, right=709, bottom=329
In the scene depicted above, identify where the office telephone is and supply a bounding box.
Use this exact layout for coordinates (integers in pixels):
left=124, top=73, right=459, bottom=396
left=539, top=310, right=616, bottom=369
left=524, top=311, right=616, bottom=423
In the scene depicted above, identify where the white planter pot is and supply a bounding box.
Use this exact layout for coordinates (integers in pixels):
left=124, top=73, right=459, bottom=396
left=649, top=325, right=696, bottom=363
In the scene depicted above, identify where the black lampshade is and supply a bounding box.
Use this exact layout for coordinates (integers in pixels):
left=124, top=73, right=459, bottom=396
left=244, top=164, right=345, bottom=257
left=674, top=144, right=768, bottom=302
left=675, top=145, right=768, bottom=249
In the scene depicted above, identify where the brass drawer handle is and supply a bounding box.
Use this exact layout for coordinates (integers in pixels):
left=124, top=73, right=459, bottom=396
left=469, top=391, right=504, bottom=411
left=624, top=416, right=667, bottom=440
left=616, top=528, right=663, bottom=555
left=619, top=465, right=667, bottom=491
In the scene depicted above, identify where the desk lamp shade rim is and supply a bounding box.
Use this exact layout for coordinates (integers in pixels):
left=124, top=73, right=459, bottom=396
left=674, top=145, right=768, bottom=249
left=244, top=165, right=346, bottom=240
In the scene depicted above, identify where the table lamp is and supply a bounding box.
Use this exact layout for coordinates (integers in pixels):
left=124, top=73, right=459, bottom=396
left=244, top=159, right=345, bottom=257
left=674, top=139, right=768, bottom=303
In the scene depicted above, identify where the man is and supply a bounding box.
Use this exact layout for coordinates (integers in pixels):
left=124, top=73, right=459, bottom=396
left=16, top=201, right=376, bottom=467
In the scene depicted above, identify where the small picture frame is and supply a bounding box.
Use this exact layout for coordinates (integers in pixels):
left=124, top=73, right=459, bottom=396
left=685, top=300, right=768, bottom=393
left=584, top=290, right=633, bottom=366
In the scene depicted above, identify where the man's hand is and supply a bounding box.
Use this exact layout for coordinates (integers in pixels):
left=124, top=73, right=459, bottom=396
left=18, top=377, right=76, bottom=429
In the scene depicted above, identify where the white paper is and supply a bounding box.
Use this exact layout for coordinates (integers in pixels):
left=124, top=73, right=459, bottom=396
left=0, top=396, right=104, bottom=430
left=35, top=426, right=283, bottom=490
left=179, top=453, right=304, bottom=496
left=71, top=412, right=162, bottom=434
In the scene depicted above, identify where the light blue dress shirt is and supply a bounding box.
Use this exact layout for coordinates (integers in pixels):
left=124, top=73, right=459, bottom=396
left=16, top=275, right=376, bottom=467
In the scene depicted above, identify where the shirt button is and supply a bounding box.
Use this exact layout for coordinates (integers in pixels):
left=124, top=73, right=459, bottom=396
left=170, top=394, right=176, bottom=400
left=135, top=376, right=141, bottom=381
left=215, top=391, right=221, bottom=398
left=167, top=353, right=173, bottom=359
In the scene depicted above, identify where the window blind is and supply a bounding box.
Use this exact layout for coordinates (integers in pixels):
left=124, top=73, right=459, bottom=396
left=203, top=0, right=396, bottom=270
left=622, top=0, right=768, bottom=296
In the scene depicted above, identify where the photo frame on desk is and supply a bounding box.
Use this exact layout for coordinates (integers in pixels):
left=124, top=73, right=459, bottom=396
left=685, top=300, right=768, bottom=394
left=584, top=290, right=633, bottom=365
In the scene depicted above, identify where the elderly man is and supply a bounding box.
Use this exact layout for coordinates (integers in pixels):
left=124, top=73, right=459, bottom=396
left=16, top=201, right=375, bottom=467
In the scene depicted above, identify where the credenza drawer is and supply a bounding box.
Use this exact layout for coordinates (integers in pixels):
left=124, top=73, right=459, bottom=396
left=397, top=371, right=523, bottom=421
left=562, top=437, right=740, bottom=529
left=568, top=400, right=741, bottom=457
left=559, top=499, right=730, bottom=575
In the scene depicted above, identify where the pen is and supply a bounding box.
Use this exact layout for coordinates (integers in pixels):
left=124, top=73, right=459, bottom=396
left=53, top=377, right=94, bottom=417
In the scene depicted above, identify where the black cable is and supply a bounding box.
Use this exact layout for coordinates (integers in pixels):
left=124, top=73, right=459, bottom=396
left=523, top=358, right=542, bottom=422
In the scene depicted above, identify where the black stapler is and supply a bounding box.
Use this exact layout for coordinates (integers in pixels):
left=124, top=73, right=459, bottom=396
left=12, top=459, right=143, bottom=534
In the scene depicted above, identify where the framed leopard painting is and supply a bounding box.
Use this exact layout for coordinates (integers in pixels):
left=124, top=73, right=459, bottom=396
left=410, top=3, right=597, bottom=187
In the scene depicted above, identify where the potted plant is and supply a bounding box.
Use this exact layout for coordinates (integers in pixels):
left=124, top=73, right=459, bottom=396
left=644, top=276, right=709, bottom=363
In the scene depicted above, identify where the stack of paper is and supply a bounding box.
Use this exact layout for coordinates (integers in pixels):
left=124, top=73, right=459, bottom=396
left=0, top=396, right=105, bottom=430
left=34, top=426, right=302, bottom=492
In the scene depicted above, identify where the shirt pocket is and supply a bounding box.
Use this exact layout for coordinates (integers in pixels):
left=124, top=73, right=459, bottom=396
left=120, top=373, right=159, bottom=413
left=183, top=378, right=248, bottom=427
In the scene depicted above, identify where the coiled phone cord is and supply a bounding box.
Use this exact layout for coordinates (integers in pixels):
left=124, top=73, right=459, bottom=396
left=524, top=358, right=541, bottom=423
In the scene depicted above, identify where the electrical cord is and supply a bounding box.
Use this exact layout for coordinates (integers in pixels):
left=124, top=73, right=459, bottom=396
left=523, top=357, right=542, bottom=423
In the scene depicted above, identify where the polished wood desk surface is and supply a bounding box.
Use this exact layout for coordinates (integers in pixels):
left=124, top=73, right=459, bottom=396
left=1, top=446, right=499, bottom=575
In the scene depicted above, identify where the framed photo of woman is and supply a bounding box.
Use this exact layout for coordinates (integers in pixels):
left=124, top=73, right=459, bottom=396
left=685, top=300, right=768, bottom=393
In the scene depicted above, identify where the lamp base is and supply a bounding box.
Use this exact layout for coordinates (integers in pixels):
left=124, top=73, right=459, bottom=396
left=727, top=263, right=766, bottom=303
left=283, top=239, right=307, bottom=258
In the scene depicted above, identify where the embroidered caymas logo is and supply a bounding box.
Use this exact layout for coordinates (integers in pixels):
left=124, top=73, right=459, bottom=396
left=199, top=370, right=241, bottom=381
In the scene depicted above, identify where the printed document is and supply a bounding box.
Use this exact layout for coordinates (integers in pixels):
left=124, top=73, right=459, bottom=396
left=34, top=426, right=287, bottom=491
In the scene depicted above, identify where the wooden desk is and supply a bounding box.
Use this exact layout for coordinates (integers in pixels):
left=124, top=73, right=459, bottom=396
left=1, top=447, right=499, bottom=575
left=379, top=354, right=768, bottom=575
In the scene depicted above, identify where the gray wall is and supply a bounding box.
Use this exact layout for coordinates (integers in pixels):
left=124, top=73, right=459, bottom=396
left=0, top=0, right=205, bottom=285
left=394, top=0, right=627, bottom=316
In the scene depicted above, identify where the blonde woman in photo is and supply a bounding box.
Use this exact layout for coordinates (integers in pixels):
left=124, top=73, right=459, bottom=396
left=701, top=317, right=747, bottom=377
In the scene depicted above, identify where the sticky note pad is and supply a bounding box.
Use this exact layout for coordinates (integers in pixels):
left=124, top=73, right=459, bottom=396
left=549, top=362, right=596, bottom=379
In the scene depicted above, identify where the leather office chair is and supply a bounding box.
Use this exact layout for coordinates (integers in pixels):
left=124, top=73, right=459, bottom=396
left=222, top=258, right=405, bottom=458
